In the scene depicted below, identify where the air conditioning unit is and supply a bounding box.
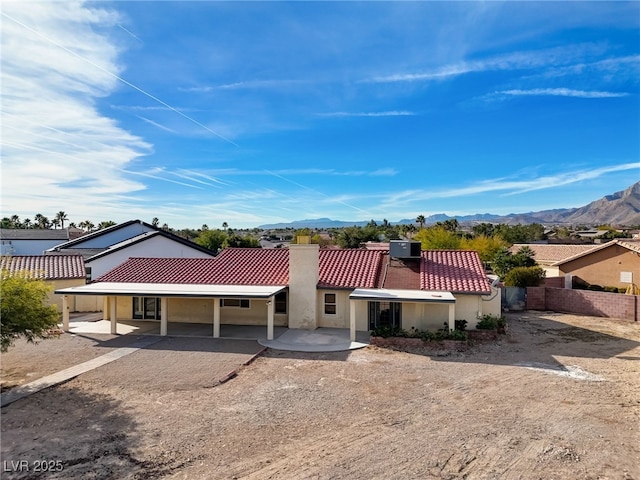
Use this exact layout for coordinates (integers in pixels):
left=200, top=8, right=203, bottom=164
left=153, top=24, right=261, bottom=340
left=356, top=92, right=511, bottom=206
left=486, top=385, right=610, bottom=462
left=389, top=240, right=421, bottom=258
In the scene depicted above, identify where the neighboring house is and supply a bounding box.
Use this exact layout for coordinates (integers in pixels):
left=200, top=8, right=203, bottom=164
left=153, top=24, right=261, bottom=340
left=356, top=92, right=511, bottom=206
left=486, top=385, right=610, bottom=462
left=509, top=243, right=598, bottom=277
left=554, top=239, right=640, bottom=289
left=0, top=229, right=71, bottom=255
left=45, top=219, right=158, bottom=258
left=0, top=255, right=99, bottom=312
left=83, top=230, right=217, bottom=281
left=56, top=241, right=500, bottom=340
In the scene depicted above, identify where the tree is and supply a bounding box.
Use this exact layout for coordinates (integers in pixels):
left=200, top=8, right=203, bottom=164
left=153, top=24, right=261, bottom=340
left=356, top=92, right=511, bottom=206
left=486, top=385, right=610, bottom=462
left=151, top=217, right=159, bottom=227
left=460, top=234, right=508, bottom=262
left=55, top=211, right=68, bottom=229
left=1, top=270, right=60, bottom=352
left=414, top=226, right=461, bottom=250
left=491, top=246, right=537, bottom=279
left=97, top=221, right=116, bottom=230
left=504, top=266, right=546, bottom=288
left=51, top=218, right=61, bottom=229
left=416, top=215, right=426, bottom=228
left=195, top=229, right=227, bottom=253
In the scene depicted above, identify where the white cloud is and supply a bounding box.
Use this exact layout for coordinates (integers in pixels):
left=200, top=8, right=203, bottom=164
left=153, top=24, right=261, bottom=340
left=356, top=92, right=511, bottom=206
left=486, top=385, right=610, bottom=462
left=318, top=111, right=417, bottom=117
left=492, top=88, right=628, bottom=99
left=1, top=1, right=151, bottom=219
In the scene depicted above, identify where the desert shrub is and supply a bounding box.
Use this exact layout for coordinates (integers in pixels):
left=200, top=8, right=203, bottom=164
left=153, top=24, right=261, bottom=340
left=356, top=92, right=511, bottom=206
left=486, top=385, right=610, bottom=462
left=371, top=325, right=407, bottom=338
left=476, top=314, right=498, bottom=330
left=454, top=319, right=468, bottom=331
left=504, top=266, right=546, bottom=287
left=604, top=286, right=620, bottom=293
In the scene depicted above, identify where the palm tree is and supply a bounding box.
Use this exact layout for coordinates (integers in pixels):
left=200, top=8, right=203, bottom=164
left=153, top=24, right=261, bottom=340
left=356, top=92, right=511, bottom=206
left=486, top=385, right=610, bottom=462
left=23, top=218, right=32, bottom=229
left=10, top=215, right=20, bottom=228
left=51, top=218, right=60, bottom=229
left=222, top=222, right=228, bottom=230
left=55, top=211, right=68, bottom=229
left=34, top=213, right=48, bottom=229
left=97, top=221, right=116, bottom=230
left=416, top=215, right=426, bottom=229
left=151, top=217, right=159, bottom=227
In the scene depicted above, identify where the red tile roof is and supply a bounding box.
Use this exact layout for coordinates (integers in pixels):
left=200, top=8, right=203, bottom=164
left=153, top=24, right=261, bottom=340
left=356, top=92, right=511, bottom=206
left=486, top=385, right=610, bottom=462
left=94, top=247, right=490, bottom=294
left=421, top=250, right=491, bottom=294
left=96, top=250, right=289, bottom=285
left=318, top=249, right=383, bottom=288
left=1, top=255, right=85, bottom=280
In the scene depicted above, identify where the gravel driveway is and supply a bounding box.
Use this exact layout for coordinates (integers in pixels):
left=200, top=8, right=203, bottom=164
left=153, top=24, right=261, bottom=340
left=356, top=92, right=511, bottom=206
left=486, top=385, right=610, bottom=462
left=1, top=312, right=639, bottom=479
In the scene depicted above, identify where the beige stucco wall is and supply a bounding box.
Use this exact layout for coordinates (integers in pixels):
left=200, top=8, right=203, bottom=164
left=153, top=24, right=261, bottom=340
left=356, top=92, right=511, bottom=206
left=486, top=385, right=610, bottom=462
left=559, top=245, right=640, bottom=288
left=48, top=279, right=102, bottom=313
left=289, top=244, right=319, bottom=329
left=317, top=289, right=351, bottom=328
left=112, top=296, right=287, bottom=326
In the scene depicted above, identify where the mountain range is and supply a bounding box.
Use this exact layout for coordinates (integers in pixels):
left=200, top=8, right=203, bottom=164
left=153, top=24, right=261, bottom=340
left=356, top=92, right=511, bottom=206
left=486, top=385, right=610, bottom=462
left=258, top=181, right=640, bottom=229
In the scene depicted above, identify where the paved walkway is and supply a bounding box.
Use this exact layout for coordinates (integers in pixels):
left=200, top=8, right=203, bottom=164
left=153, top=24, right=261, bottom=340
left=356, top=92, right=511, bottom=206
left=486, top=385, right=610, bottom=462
left=1, top=336, right=162, bottom=408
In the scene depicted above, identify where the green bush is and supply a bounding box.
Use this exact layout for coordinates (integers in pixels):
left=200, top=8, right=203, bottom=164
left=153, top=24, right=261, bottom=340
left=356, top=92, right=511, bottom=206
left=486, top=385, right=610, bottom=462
left=371, top=325, right=467, bottom=341
left=454, top=319, right=468, bottom=331
left=503, top=266, right=546, bottom=287
left=604, top=286, right=620, bottom=293
left=588, top=284, right=604, bottom=291
left=476, top=314, right=497, bottom=330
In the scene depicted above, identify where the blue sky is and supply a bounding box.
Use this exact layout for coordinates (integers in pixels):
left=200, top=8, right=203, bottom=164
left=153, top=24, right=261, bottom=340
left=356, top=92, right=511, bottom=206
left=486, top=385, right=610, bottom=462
left=2, top=1, right=639, bottom=229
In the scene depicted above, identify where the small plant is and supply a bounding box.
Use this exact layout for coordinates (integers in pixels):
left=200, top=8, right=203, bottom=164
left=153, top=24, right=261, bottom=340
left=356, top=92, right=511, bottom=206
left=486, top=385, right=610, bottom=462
left=454, top=319, right=468, bottom=331
left=476, top=314, right=498, bottom=330
left=446, top=329, right=468, bottom=341
left=371, top=325, right=407, bottom=338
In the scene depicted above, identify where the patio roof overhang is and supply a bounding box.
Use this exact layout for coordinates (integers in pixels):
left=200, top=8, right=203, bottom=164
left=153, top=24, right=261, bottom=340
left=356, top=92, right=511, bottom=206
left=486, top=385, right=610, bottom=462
left=55, top=282, right=287, bottom=299
left=349, top=288, right=456, bottom=303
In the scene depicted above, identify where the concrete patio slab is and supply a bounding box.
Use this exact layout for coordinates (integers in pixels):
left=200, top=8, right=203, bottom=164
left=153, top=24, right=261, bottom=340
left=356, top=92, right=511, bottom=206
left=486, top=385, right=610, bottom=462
left=259, top=327, right=369, bottom=352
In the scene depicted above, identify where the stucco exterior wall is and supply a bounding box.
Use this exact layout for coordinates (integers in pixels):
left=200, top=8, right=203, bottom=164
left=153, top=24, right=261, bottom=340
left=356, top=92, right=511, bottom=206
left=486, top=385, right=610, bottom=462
left=87, top=235, right=213, bottom=280
left=112, top=296, right=287, bottom=326
left=401, top=302, right=451, bottom=331
left=288, top=244, right=319, bottom=329
left=559, top=245, right=640, bottom=288
left=317, top=289, right=351, bottom=328
left=46, top=279, right=85, bottom=312
left=4, top=239, right=65, bottom=255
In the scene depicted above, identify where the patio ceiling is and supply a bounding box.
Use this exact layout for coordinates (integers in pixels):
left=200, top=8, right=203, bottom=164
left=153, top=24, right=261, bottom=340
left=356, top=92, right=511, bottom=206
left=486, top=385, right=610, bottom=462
left=55, top=282, right=287, bottom=298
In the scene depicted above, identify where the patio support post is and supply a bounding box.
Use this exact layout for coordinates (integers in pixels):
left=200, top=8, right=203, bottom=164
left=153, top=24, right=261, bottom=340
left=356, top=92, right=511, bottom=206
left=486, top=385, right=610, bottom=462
left=110, top=296, right=117, bottom=335
left=62, top=295, right=70, bottom=332
left=349, top=299, right=356, bottom=342
left=160, top=298, right=168, bottom=336
left=213, top=298, right=220, bottom=338
left=103, top=296, right=109, bottom=320
left=448, top=303, right=455, bottom=332
left=267, top=296, right=275, bottom=341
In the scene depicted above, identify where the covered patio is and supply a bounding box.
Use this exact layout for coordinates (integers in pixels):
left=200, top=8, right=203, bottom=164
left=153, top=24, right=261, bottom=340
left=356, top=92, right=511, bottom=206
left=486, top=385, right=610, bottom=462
left=56, top=282, right=287, bottom=340
left=348, top=288, right=457, bottom=340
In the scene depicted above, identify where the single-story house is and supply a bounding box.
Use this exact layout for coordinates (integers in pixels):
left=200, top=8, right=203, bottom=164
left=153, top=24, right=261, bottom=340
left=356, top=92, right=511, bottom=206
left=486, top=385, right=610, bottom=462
left=56, top=241, right=500, bottom=340
left=509, top=243, right=598, bottom=277
left=1, top=229, right=72, bottom=255
left=0, top=255, right=100, bottom=312
left=554, top=239, right=640, bottom=289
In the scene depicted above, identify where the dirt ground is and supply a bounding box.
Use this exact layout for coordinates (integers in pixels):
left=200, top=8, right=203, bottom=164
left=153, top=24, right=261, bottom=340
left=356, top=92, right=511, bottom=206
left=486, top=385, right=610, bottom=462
left=1, top=311, right=639, bottom=480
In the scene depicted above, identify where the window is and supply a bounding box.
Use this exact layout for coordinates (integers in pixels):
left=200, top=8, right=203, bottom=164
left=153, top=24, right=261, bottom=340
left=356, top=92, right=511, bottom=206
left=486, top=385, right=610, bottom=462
left=275, top=291, right=287, bottom=314
left=220, top=298, right=250, bottom=308
left=324, top=293, right=337, bottom=315
left=133, top=297, right=161, bottom=320
left=85, top=266, right=92, bottom=284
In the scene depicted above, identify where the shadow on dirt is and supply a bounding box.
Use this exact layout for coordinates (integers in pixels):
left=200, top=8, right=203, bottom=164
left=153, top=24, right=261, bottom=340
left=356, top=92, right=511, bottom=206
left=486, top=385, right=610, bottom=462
left=386, top=312, right=640, bottom=369
left=1, top=387, right=189, bottom=479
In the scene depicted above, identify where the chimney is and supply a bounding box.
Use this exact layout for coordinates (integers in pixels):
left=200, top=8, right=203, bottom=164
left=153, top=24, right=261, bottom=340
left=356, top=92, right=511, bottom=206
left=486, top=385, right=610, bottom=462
left=288, top=242, right=319, bottom=330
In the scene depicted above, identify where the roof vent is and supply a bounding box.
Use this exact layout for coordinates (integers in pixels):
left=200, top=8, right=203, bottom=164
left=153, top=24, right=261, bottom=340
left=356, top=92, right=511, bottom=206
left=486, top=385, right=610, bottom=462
left=389, top=240, right=421, bottom=259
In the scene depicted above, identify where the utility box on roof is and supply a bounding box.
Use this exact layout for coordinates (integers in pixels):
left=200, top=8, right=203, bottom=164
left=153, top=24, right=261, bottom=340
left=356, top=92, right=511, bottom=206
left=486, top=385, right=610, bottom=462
left=389, top=240, right=421, bottom=259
